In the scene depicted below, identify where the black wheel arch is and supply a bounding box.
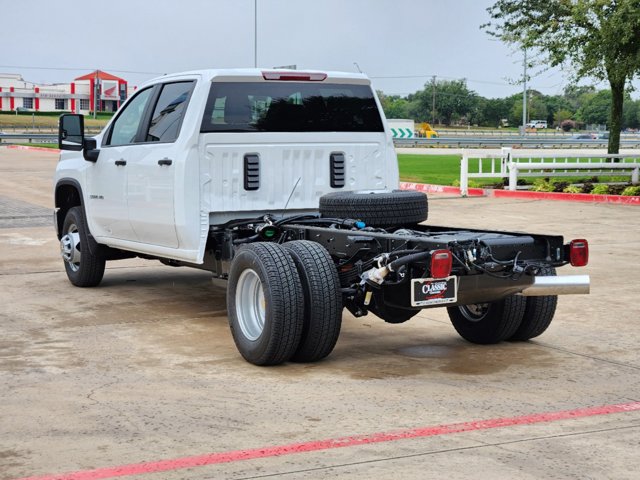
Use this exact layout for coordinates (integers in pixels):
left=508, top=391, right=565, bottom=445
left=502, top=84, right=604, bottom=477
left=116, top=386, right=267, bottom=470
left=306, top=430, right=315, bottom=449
left=55, top=178, right=84, bottom=240
left=55, top=178, right=111, bottom=258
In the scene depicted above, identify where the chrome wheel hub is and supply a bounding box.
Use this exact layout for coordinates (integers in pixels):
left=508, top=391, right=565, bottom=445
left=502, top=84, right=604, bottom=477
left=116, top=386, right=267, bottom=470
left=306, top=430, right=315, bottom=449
left=60, top=224, right=81, bottom=272
left=235, top=269, right=266, bottom=341
left=460, top=303, right=490, bottom=322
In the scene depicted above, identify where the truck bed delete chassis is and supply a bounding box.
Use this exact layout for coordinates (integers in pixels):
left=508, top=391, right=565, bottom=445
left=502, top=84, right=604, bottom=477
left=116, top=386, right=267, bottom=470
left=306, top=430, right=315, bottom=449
left=205, top=215, right=580, bottom=318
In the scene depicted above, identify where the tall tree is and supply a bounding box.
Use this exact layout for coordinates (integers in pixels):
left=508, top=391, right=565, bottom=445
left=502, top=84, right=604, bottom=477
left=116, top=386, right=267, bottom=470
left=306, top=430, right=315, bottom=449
left=484, top=0, right=640, bottom=153
left=408, top=79, right=478, bottom=125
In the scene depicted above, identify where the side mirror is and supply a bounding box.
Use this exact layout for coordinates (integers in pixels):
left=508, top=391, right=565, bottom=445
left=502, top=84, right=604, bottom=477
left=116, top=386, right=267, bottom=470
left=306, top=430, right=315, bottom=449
left=58, top=114, right=84, bottom=151
left=58, top=114, right=100, bottom=162
left=83, top=138, right=100, bottom=163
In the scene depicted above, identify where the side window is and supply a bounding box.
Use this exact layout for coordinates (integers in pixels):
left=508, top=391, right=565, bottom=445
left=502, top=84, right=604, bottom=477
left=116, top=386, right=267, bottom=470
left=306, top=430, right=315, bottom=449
left=146, top=82, right=194, bottom=143
left=107, top=88, right=153, bottom=146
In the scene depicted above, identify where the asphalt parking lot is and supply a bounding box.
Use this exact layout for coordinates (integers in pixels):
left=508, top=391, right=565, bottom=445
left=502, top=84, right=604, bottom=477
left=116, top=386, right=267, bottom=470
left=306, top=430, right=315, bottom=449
left=1, top=147, right=639, bottom=480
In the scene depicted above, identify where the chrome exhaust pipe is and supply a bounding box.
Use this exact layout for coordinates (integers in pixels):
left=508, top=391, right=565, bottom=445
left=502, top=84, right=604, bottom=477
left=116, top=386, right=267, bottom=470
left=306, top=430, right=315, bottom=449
left=520, top=275, right=590, bottom=296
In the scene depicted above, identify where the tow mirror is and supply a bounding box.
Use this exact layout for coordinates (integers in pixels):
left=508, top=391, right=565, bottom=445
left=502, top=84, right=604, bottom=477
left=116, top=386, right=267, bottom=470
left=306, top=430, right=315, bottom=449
left=58, top=114, right=84, bottom=151
left=58, top=114, right=100, bottom=162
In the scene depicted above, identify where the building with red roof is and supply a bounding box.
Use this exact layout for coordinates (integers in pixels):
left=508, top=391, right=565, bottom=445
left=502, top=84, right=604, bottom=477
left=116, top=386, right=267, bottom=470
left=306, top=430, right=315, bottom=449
left=0, top=70, right=132, bottom=114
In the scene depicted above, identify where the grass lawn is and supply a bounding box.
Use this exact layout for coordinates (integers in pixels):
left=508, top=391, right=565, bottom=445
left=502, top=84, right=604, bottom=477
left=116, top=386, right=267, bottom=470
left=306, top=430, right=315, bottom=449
left=0, top=113, right=109, bottom=129
left=23, top=143, right=58, bottom=149
left=398, top=154, right=463, bottom=185
left=397, top=153, right=633, bottom=186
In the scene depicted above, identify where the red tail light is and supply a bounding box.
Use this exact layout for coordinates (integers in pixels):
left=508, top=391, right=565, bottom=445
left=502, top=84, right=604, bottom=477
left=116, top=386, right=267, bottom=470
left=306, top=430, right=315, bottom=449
left=262, top=71, right=327, bottom=81
left=569, top=239, right=589, bottom=267
left=430, top=250, right=453, bottom=278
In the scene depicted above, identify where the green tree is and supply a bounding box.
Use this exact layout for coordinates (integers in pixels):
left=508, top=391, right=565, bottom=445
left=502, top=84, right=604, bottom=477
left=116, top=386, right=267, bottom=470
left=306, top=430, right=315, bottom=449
left=623, top=98, right=640, bottom=129
left=508, top=91, right=548, bottom=126
left=480, top=97, right=512, bottom=127
left=485, top=0, right=640, bottom=153
left=553, top=109, right=574, bottom=126
left=544, top=95, right=573, bottom=126
left=577, top=90, right=611, bottom=126
left=377, top=91, right=410, bottom=119
left=408, top=79, right=478, bottom=125
left=563, top=85, right=596, bottom=112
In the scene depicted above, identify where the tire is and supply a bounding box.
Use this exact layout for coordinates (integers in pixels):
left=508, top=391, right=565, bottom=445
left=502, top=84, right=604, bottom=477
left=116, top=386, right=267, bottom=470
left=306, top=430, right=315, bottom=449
left=447, top=295, right=526, bottom=344
left=227, top=243, right=304, bottom=366
left=283, top=241, right=343, bottom=362
left=319, top=190, right=428, bottom=227
left=370, top=303, right=419, bottom=324
left=509, top=267, right=558, bottom=341
left=60, top=206, right=106, bottom=287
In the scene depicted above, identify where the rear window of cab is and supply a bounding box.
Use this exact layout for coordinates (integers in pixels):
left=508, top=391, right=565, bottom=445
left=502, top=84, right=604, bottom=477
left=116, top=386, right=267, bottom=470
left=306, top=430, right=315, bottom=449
left=200, top=82, right=383, bottom=133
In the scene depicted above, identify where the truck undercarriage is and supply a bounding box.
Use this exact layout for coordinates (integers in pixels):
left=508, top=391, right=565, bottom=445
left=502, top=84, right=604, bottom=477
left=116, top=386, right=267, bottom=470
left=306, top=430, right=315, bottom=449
left=201, top=208, right=589, bottom=351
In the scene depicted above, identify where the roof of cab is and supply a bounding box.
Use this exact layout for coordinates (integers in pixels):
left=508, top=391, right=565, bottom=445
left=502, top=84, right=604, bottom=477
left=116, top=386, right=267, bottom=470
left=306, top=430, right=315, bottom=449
left=139, top=68, right=371, bottom=88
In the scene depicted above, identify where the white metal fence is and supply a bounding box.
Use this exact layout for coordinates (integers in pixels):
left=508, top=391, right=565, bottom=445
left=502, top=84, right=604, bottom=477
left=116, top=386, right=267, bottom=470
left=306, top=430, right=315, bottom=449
left=459, top=148, right=640, bottom=196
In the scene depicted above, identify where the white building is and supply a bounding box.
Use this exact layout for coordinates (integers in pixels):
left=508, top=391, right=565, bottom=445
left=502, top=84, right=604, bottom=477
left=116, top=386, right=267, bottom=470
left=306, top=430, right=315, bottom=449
left=0, top=70, right=134, bottom=114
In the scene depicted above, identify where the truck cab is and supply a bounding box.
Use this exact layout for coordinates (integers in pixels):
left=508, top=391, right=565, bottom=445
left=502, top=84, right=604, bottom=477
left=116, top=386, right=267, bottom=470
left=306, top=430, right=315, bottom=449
left=55, top=69, right=398, bottom=264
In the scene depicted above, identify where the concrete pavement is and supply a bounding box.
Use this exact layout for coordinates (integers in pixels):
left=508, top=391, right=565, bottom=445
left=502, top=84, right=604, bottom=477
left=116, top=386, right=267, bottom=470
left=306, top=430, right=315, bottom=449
left=1, top=147, right=639, bottom=480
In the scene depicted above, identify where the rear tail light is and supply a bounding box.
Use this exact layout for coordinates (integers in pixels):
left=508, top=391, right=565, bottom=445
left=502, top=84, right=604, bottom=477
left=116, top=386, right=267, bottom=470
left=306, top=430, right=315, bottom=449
left=262, top=71, right=327, bottom=81
left=569, top=239, right=589, bottom=267
left=430, top=250, right=453, bottom=278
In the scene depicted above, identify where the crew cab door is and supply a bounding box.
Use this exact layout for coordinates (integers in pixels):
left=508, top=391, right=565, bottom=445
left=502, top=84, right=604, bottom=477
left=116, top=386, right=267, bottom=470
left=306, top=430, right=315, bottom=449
left=125, top=81, right=195, bottom=247
left=88, top=87, right=155, bottom=240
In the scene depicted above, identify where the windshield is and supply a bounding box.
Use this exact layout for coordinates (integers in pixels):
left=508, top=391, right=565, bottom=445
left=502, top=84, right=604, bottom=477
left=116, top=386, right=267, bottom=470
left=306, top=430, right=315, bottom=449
left=200, top=82, right=384, bottom=133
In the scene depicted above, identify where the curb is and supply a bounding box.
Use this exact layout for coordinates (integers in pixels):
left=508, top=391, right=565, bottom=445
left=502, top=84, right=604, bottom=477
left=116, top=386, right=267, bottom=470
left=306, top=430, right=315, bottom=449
left=5, top=145, right=60, bottom=153
left=400, top=181, right=640, bottom=205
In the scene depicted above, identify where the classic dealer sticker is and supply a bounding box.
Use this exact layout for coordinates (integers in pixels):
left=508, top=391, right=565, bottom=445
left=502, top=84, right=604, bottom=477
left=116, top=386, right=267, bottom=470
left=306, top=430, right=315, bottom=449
left=411, top=276, right=458, bottom=307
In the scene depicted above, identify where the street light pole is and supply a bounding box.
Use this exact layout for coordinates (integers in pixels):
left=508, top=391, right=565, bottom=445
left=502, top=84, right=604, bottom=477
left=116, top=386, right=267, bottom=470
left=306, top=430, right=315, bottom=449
left=254, top=0, right=257, bottom=68
left=431, top=75, right=436, bottom=125
left=522, top=48, right=527, bottom=136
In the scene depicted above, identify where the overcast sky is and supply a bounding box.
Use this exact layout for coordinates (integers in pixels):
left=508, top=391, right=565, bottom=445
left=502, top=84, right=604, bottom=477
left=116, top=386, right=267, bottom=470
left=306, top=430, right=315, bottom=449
left=2, top=0, right=625, bottom=99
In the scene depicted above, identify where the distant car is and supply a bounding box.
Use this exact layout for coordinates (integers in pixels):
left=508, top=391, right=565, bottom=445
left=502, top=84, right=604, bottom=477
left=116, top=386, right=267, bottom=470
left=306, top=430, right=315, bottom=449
left=16, top=107, right=31, bottom=113
left=572, top=133, right=597, bottom=140
left=526, top=120, right=548, bottom=129
left=598, top=132, right=609, bottom=139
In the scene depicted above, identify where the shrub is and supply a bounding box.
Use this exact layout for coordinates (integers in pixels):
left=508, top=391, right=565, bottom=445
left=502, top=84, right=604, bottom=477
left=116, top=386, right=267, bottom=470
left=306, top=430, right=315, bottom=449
left=563, top=185, right=582, bottom=193
left=552, top=181, right=569, bottom=192
left=621, top=186, right=640, bottom=196
left=453, top=179, right=481, bottom=188
left=531, top=179, right=555, bottom=192
left=560, top=119, right=577, bottom=132
left=590, top=184, right=610, bottom=195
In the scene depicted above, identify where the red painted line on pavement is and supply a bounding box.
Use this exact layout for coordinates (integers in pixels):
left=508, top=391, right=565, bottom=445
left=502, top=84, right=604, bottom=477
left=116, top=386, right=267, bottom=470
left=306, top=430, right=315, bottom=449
left=15, top=401, right=640, bottom=480
left=400, top=181, right=640, bottom=204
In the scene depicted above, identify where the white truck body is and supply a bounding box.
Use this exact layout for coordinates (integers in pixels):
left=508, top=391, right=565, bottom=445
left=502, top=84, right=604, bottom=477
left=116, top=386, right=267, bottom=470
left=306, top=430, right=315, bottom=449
left=55, top=69, right=399, bottom=264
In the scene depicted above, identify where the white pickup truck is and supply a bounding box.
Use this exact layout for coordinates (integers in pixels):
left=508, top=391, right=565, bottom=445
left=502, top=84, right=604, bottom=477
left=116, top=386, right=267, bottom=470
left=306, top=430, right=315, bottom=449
left=54, top=69, right=590, bottom=365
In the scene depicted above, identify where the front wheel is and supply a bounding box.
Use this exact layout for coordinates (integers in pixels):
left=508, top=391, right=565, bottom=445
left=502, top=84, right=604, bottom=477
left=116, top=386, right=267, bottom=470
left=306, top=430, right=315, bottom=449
left=60, top=206, right=105, bottom=287
left=447, top=295, right=526, bottom=344
left=227, top=243, right=304, bottom=366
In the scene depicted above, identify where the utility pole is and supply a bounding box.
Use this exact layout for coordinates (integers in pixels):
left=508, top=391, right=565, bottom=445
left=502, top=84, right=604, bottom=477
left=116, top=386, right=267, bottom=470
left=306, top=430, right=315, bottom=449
left=93, top=70, right=98, bottom=120
left=431, top=75, right=436, bottom=125
left=254, top=0, right=257, bottom=68
left=522, top=48, right=527, bottom=136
